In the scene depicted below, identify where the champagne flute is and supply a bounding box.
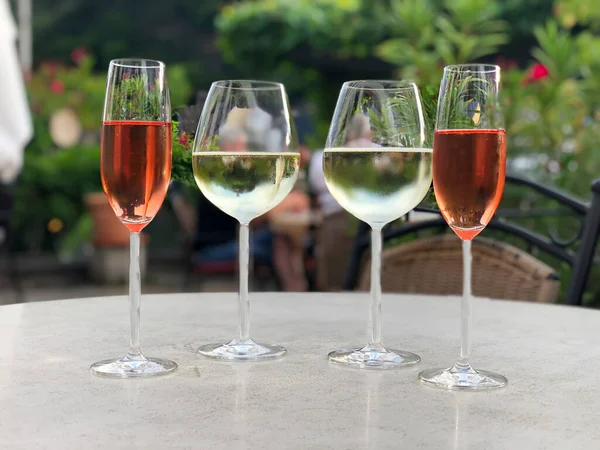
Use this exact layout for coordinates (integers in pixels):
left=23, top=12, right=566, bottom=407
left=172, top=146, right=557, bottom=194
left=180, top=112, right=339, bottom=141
left=419, top=64, right=507, bottom=389
left=192, top=80, right=300, bottom=360
left=323, top=80, right=432, bottom=369
left=91, top=59, right=177, bottom=378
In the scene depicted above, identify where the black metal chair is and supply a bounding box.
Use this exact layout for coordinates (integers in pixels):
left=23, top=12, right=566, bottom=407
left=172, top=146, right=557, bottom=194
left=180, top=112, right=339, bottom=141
left=344, top=174, right=600, bottom=306
left=0, top=183, right=22, bottom=302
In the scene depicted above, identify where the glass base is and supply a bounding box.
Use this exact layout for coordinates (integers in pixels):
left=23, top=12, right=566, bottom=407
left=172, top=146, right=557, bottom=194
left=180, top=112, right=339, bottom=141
left=328, top=345, right=421, bottom=370
left=90, top=354, right=178, bottom=378
left=419, top=364, right=507, bottom=390
left=198, top=339, right=287, bottom=361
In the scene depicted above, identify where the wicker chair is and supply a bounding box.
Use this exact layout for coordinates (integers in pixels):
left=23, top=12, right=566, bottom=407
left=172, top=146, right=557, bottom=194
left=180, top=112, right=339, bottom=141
left=315, top=210, right=358, bottom=291
left=357, top=234, right=560, bottom=303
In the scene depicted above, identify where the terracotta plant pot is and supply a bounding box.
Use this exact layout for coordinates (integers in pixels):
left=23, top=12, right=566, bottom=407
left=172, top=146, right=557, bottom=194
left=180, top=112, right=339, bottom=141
left=84, top=192, right=131, bottom=247
left=84, top=192, right=149, bottom=283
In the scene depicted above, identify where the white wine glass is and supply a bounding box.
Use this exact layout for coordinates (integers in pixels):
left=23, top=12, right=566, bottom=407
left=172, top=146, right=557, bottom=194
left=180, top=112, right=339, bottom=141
left=323, top=80, right=432, bottom=369
left=91, top=59, right=177, bottom=378
left=192, top=80, right=300, bottom=360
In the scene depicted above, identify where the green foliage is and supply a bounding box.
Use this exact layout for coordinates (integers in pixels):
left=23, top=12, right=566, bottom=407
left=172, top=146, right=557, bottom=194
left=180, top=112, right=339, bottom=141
left=532, top=21, right=580, bottom=81
left=193, top=153, right=299, bottom=196
left=29, top=0, right=223, bottom=85
left=555, top=0, right=600, bottom=29
left=171, top=121, right=195, bottom=188
left=13, top=145, right=101, bottom=252
left=376, top=0, right=509, bottom=86
left=324, top=151, right=431, bottom=197
left=215, top=0, right=393, bottom=146
left=216, top=0, right=382, bottom=69
left=168, top=65, right=194, bottom=109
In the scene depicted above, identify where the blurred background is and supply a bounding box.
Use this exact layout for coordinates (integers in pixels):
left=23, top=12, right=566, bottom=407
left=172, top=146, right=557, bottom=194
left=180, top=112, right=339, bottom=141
left=2, top=0, right=600, bottom=305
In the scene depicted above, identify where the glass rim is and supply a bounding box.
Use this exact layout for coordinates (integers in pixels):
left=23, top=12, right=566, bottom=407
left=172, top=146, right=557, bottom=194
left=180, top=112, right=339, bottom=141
left=212, top=80, right=284, bottom=91
left=110, top=58, right=165, bottom=69
left=443, top=64, right=500, bottom=74
left=342, top=80, right=418, bottom=91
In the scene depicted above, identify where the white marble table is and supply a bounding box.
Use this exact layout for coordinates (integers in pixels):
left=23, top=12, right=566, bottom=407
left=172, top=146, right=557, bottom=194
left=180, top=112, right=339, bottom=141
left=0, top=293, right=598, bottom=449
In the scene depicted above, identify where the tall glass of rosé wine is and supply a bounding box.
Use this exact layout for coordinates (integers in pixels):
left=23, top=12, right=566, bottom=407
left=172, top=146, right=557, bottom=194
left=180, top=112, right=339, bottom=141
left=91, top=59, right=177, bottom=378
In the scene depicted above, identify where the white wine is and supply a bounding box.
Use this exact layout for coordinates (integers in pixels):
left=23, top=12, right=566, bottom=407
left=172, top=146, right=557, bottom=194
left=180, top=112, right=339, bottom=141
left=192, top=151, right=300, bottom=223
left=323, top=148, right=432, bottom=226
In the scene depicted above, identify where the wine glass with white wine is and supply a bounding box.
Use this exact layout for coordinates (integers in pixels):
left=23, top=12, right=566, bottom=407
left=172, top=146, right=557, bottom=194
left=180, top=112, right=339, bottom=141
left=323, top=80, right=432, bottom=369
left=192, top=80, right=300, bottom=361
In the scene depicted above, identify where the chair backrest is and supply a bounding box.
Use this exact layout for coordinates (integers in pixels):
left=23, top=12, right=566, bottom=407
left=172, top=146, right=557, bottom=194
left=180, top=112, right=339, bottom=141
left=357, top=234, right=560, bottom=303
left=167, top=181, right=197, bottom=243
left=344, top=174, right=600, bottom=306
left=315, top=210, right=357, bottom=291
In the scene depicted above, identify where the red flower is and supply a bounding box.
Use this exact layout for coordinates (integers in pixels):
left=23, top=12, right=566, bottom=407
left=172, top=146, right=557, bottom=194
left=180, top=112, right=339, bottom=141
left=50, top=79, right=65, bottom=94
left=525, top=63, right=549, bottom=83
left=71, top=47, right=88, bottom=65
left=179, top=134, right=188, bottom=145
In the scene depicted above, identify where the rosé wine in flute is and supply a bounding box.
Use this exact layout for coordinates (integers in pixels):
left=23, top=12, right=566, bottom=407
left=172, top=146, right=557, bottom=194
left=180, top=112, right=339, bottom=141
left=101, top=120, right=172, bottom=233
left=91, top=58, right=177, bottom=378
left=419, top=63, right=508, bottom=390
left=433, top=129, right=506, bottom=241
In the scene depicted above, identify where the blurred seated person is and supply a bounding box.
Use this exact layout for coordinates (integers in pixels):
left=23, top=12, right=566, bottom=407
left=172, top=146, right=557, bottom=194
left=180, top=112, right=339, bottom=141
left=193, top=124, right=308, bottom=291
left=307, top=114, right=373, bottom=291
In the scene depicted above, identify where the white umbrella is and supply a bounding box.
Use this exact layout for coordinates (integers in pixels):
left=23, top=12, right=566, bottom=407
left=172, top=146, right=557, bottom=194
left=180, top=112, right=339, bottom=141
left=0, top=0, right=32, bottom=184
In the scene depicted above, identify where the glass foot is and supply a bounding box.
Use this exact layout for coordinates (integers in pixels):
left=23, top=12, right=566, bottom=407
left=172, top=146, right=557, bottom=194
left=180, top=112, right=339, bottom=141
left=328, top=345, right=421, bottom=370
left=198, top=339, right=287, bottom=361
left=90, top=354, right=177, bottom=378
left=419, top=364, right=507, bottom=390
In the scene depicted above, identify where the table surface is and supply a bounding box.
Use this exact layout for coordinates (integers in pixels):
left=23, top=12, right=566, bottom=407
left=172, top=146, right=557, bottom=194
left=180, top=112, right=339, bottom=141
left=0, top=293, right=598, bottom=449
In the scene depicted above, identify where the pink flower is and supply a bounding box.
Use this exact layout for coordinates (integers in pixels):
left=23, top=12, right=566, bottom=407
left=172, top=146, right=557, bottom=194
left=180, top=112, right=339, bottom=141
left=71, top=47, right=88, bottom=65
left=179, top=135, right=188, bottom=144
left=50, top=79, right=65, bottom=94
left=525, top=63, right=549, bottom=84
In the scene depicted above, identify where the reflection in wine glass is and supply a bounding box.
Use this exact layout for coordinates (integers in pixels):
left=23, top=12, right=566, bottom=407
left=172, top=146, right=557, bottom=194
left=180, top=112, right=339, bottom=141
left=231, top=365, right=250, bottom=446
left=323, top=80, right=431, bottom=369
left=452, top=394, right=470, bottom=450
left=362, top=374, right=382, bottom=448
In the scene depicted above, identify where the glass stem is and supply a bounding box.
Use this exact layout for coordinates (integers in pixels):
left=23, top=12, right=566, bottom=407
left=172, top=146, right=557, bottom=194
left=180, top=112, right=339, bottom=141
left=458, top=239, right=472, bottom=368
left=238, top=222, right=251, bottom=343
left=128, top=232, right=142, bottom=359
left=368, top=226, right=383, bottom=349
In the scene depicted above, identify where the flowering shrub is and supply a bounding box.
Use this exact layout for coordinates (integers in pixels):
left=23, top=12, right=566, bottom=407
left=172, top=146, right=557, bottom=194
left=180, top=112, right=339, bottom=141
left=27, top=49, right=106, bottom=140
